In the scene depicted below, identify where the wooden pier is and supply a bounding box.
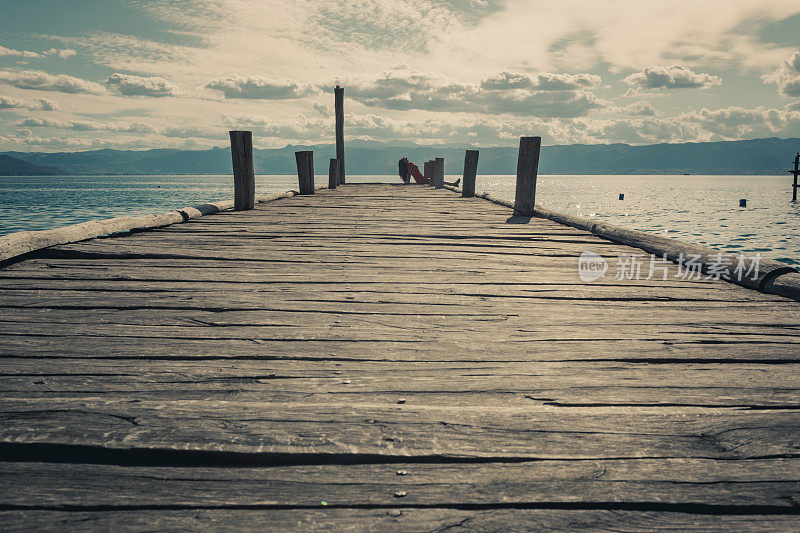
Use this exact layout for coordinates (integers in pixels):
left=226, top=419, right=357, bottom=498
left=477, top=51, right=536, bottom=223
left=1, top=183, right=800, bottom=530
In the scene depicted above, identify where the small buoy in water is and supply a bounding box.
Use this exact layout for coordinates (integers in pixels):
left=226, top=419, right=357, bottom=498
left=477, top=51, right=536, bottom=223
left=619, top=193, right=624, bottom=200
left=739, top=199, right=747, bottom=207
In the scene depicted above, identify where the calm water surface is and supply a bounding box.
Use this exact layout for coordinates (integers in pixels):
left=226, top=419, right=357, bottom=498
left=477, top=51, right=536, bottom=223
left=1, top=174, right=798, bottom=264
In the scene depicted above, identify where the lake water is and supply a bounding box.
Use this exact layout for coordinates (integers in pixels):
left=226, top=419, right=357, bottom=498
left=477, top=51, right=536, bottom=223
left=1, top=174, right=798, bottom=265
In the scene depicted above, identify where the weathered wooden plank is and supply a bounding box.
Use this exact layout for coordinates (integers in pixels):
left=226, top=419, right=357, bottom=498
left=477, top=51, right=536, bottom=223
left=4, top=333, right=800, bottom=363
left=2, top=375, right=799, bottom=408
left=2, top=508, right=798, bottom=533
left=1, top=459, right=799, bottom=507
left=2, top=398, right=799, bottom=459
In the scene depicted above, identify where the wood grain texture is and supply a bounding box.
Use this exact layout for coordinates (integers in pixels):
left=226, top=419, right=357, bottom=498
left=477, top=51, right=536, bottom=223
left=514, top=137, right=541, bottom=217
left=229, top=130, right=255, bottom=211
left=328, top=158, right=340, bottom=190
left=434, top=157, right=444, bottom=189
left=335, top=86, right=345, bottom=184
left=462, top=150, right=479, bottom=198
left=0, top=184, right=798, bottom=530
left=295, top=151, right=314, bottom=195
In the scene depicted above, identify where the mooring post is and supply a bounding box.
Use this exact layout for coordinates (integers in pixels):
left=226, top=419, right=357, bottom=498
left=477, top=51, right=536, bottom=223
left=328, top=158, right=339, bottom=190
left=434, top=157, right=444, bottom=189
left=792, top=152, right=799, bottom=203
left=229, top=130, right=255, bottom=211
left=423, top=161, right=431, bottom=184
left=295, top=151, right=314, bottom=195
left=335, top=86, right=345, bottom=185
left=513, top=137, right=542, bottom=217
left=462, top=150, right=479, bottom=198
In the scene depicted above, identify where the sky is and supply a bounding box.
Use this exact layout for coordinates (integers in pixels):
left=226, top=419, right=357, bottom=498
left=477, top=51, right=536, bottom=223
left=0, top=0, right=800, bottom=151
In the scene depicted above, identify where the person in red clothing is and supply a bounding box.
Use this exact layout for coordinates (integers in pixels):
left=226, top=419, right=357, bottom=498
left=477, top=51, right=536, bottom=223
left=398, top=157, right=460, bottom=186
left=406, top=159, right=427, bottom=184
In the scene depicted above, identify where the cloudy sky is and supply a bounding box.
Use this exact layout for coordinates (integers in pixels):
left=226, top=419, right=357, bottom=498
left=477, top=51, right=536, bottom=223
left=1, top=0, right=799, bottom=151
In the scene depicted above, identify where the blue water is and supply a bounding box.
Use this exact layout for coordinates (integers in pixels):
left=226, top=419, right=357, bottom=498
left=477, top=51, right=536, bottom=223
left=1, top=174, right=798, bottom=264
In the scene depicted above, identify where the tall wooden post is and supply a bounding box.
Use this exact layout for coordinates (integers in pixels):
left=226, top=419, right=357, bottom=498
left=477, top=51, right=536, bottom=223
left=229, top=131, right=255, bottom=211
left=514, top=137, right=541, bottom=217
left=434, top=157, right=444, bottom=189
left=335, top=86, right=345, bottom=185
left=423, top=161, right=432, bottom=184
left=791, top=153, right=799, bottom=203
left=295, top=151, right=314, bottom=195
left=328, top=158, right=340, bottom=190
left=462, top=150, right=479, bottom=198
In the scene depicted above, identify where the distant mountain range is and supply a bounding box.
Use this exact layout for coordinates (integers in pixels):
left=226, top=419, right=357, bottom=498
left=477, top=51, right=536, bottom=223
left=2, top=137, right=799, bottom=176
left=0, top=154, right=67, bottom=176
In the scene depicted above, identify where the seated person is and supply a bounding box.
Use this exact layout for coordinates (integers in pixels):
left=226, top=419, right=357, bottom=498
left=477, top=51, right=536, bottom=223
left=400, top=157, right=461, bottom=187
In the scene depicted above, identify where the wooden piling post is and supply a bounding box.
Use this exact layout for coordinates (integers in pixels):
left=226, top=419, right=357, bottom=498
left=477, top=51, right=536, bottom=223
left=462, top=150, right=479, bottom=198
left=335, top=86, right=345, bottom=185
left=740, top=199, right=747, bottom=207
left=423, top=161, right=432, bottom=184
left=295, top=151, right=314, bottom=195
left=790, top=153, right=799, bottom=203
left=229, top=131, right=255, bottom=211
left=434, top=157, right=444, bottom=189
left=513, top=137, right=541, bottom=217
left=328, top=158, right=340, bottom=190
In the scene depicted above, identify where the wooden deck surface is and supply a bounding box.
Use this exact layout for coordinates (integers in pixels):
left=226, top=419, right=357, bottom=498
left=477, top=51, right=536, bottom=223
left=1, top=183, right=799, bottom=531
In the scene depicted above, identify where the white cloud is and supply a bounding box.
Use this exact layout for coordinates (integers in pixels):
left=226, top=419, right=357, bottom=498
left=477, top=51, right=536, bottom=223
left=0, top=95, right=30, bottom=109
left=35, top=97, right=60, bottom=111
left=481, top=72, right=601, bottom=91
left=562, top=105, right=800, bottom=144
left=205, top=75, right=316, bottom=99
left=312, top=102, right=331, bottom=115
left=763, top=51, right=800, bottom=98
left=228, top=111, right=543, bottom=145
left=107, top=73, right=181, bottom=97
left=18, top=115, right=224, bottom=139
left=0, top=46, right=41, bottom=58
left=621, top=102, right=657, bottom=116
left=347, top=71, right=603, bottom=117
left=19, top=116, right=155, bottom=133
left=624, top=65, right=721, bottom=91
left=0, top=95, right=60, bottom=111
left=43, top=48, right=78, bottom=59
left=0, top=69, right=105, bottom=95
left=160, top=124, right=226, bottom=138
left=1, top=131, right=154, bottom=150
left=681, top=105, right=798, bottom=139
